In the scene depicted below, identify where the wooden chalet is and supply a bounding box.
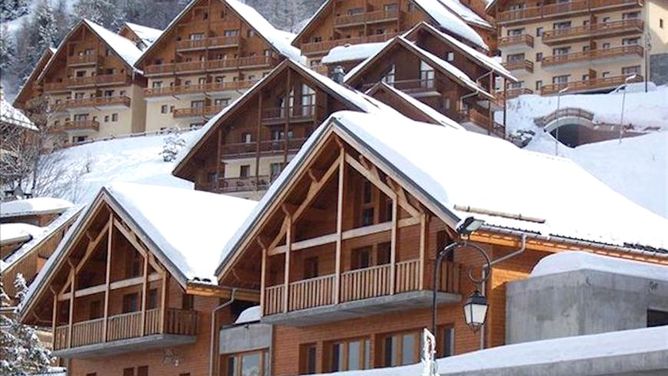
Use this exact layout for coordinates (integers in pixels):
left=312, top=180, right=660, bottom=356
left=293, top=0, right=492, bottom=64
left=214, top=110, right=668, bottom=374
left=172, top=58, right=386, bottom=198
left=12, top=48, right=56, bottom=117
left=117, top=22, right=163, bottom=51
left=19, top=183, right=258, bottom=376
left=134, top=0, right=302, bottom=132
left=36, top=19, right=148, bottom=144
left=344, top=36, right=506, bottom=136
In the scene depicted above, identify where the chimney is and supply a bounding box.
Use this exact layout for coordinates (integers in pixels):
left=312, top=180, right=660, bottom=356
left=332, top=66, right=345, bottom=84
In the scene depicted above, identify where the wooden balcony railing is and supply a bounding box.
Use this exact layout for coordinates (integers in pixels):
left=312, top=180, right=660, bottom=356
left=496, top=87, right=534, bottom=101
left=145, top=56, right=276, bottom=76
left=540, top=74, right=643, bottom=95
left=67, top=54, right=101, bottom=66
left=53, top=96, right=131, bottom=111
left=542, top=19, right=644, bottom=44
left=542, top=45, right=643, bottom=67
left=335, top=9, right=400, bottom=27
left=498, top=34, right=534, bottom=48
left=264, top=259, right=459, bottom=316
left=59, top=74, right=131, bottom=89
left=175, top=35, right=240, bottom=51
left=497, top=0, right=640, bottom=23
left=43, top=82, right=70, bottom=92
left=221, top=138, right=307, bottom=160
left=144, top=80, right=256, bottom=97
left=503, top=59, right=534, bottom=72
left=262, top=105, right=317, bottom=124
left=173, top=105, right=226, bottom=118
left=49, top=120, right=101, bottom=133
left=53, top=308, right=196, bottom=351
left=217, top=175, right=272, bottom=193
left=301, top=32, right=397, bottom=54
left=391, top=78, right=438, bottom=93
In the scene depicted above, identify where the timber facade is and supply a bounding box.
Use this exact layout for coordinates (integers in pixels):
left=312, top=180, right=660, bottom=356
left=134, top=0, right=295, bottom=133
left=487, top=0, right=668, bottom=96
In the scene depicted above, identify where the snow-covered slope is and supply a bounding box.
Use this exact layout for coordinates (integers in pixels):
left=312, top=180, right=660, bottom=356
left=39, top=132, right=197, bottom=204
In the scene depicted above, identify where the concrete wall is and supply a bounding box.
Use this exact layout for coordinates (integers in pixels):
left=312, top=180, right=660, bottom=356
left=650, top=53, right=668, bottom=85
left=219, top=322, right=272, bottom=354
left=506, top=268, right=668, bottom=344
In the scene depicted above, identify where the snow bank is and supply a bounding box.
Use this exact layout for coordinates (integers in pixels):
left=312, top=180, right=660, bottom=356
left=412, top=0, right=487, bottom=50
left=235, top=306, right=261, bottom=325
left=531, top=251, right=668, bottom=282
left=0, top=223, right=42, bottom=245
left=107, top=183, right=257, bottom=282
left=315, top=326, right=668, bottom=375
left=322, top=42, right=387, bottom=64
left=0, top=197, right=73, bottom=218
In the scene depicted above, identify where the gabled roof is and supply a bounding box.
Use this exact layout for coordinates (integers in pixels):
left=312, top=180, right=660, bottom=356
left=216, top=110, right=668, bottom=277
left=135, top=0, right=303, bottom=68
left=38, top=19, right=143, bottom=81
left=0, top=223, right=42, bottom=246
left=292, top=0, right=487, bottom=51
left=0, top=197, right=73, bottom=219
left=345, top=36, right=492, bottom=99
left=322, top=42, right=388, bottom=65
left=120, top=22, right=163, bottom=49
left=172, top=58, right=394, bottom=179
left=12, top=47, right=55, bottom=108
left=404, top=22, right=517, bottom=82
left=1, top=98, right=37, bottom=131
left=437, top=0, right=492, bottom=29
left=20, top=183, right=257, bottom=319
left=365, top=82, right=464, bottom=130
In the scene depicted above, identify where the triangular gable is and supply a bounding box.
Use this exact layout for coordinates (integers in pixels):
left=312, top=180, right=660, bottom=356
left=290, top=0, right=333, bottom=48
left=118, top=22, right=163, bottom=49
left=404, top=22, right=516, bottom=82
left=135, top=0, right=302, bottom=69
left=37, top=19, right=142, bottom=82
left=13, top=48, right=54, bottom=109
left=172, top=59, right=383, bottom=180
left=345, top=37, right=491, bottom=99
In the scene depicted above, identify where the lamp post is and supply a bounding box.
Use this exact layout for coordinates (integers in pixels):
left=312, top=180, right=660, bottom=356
left=431, top=217, right=491, bottom=341
left=554, top=86, right=569, bottom=156
left=619, top=74, right=637, bottom=144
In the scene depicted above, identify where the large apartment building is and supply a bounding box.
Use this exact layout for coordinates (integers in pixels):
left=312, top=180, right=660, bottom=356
left=487, top=0, right=668, bottom=96
left=134, top=0, right=302, bottom=132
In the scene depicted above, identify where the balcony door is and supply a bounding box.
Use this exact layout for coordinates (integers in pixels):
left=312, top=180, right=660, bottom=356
left=419, top=61, right=435, bottom=89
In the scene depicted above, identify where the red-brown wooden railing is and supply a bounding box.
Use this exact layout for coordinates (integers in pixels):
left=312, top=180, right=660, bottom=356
left=542, top=45, right=644, bottom=67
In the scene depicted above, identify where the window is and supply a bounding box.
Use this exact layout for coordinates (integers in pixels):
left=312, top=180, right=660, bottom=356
left=214, top=98, right=229, bottom=107
left=304, top=257, right=319, bottom=279
left=535, top=52, right=543, bottom=62
left=104, top=115, right=109, bottom=122
left=622, top=11, right=640, bottom=19
left=535, top=80, right=543, bottom=91
left=127, top=251, right=142, bottom=278
left=446, top=51, right=454, bottom=62
left=198, top=77, right=207, bottom=85
left=148, top=289, right=158, bottom=309
left=382, top=331, right=420, bottom=367
left=661, top=18, right=664, bottom=28
left=300, top=343, right=317, bottom=374
left=224, top=29, right=239, bottom=37
left=161, top=105, right=168, bottom=114
left=137, top=366, right=148, bottom=376
left=440, top=326, right=455, bottom=357
left=241, top=133, right=252, bottom=143
left=553, top=47, right=570, bottom=55
left=622, top=37, right=640, bottom=45
left=506, top=53, right=525, bottom=63
left=622, top=65, right=640, bottom=75
left=122, top=293, right=139, bottom=313
left=362, top=208, right=374, bottom=226
left=247, top=29, right=255, bottom=38
left=362, top=181, right=372, bottom=204
left=111, top=113, right=118, bottom=122
left=647, top=309, right=668, bottom=327
left=535, top=27, right=543, bottom=37
left=582, top=74, right=589, bottom=81
left=86, top=373, right=97, bottom=376
left=89, top=300, right=101, bottom=319
left=553, top=21, right=571, bottom=29
left=507, top=28, right=524, bottom=36
left=384, top=3, right=398, bottom=12
left=270, top=163, right=283, bottom=178
left=223, top=350, right=269, bottom=376
left=182, top=294, right=194, bottom=310
left=191, top=100, right=205, bottom=109
left=152, top=81, right=162, bottom=88
left=328, top=338, right=371, bottom=372
left=240, top=165, right=251, bottom=178
left=552, top=75, right=570, bottom=84
left=347, top=7, right=364, bottom=15
left=602, top=71, right=610, bottom=78
left=351, top=247, right=371, bottom=270
left=123, top=368, right=134, bottom=376
left=377, top=242, right=391, bottom=265
left=602, top=17, right=611, bottom=23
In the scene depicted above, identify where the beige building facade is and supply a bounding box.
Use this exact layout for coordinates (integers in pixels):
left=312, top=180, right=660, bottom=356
left=488, top=0, right=668, bottom=97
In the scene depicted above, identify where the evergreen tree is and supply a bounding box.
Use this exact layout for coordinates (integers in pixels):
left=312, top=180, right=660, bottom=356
left=73, top=0, right=123, bottom=29
left=35, top=0, right=59, bottom=51
left=12, top=274, right=52, bottom=375
left=1, top=0, right=30, bottom=23
left=0, top=24, right=16, bottom=73
left=0, top=278, right=20, bottom=375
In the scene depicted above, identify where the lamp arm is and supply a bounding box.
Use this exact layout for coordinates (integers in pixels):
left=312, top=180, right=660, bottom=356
left=462, top=241, right=492, bottom=285
left=432, top=242, right=461, bottom=336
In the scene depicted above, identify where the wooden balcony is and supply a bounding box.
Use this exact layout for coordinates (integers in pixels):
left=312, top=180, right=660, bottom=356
left=542, top=45, right=644, bottom=67
left=49, top=120, right=100, bottom=133
left=498, top=34, right=534, bottom=48
left=144, top=80, right=256, bottom=97
left=540, top=74, right=644, bottom=95
left=221, top=137, right=308, bottom=159
left=217, top=175, right=272, bottom=194
left=175, top=35, right=240, bottom=51
left=173, top=104, right=226, bottom=118
left=497, top=0, right=641, bottom=24
left=53, top=308, right=197, bottom=357
left=67, top=54, right=101, bottom=66
left=334, top=9, right=400, bottom=27
left=391, top=78, right=439, bottom=95
left=144, top=56, right=276, bottom=76
left=261, top=105, right=318, bottom=125
left=262, top=259, right=461, bottom=326
left=53, top=96, right=131, bottom=111
left=542, top=19, right=644, bottom=44
left=300, top=33, right=397, bottom=55
left=43, top=82, right=70, bottom=93
left=496, top=87, right=534, bottom=101
left=503, top=59, right=534, bottom=73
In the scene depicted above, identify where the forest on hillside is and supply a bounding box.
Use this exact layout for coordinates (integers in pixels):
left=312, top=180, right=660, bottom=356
left=0, top=0, right=324, bottom=100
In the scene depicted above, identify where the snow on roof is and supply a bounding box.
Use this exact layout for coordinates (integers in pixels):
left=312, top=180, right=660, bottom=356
left=0, top=197, right=73, bottom=219
left=406, top=22, right=515, bottom=81
left=437, top=0, right=492, bottom=28
left=84, top=19, right=144, bottom=70
left=368, top=82, right=464, bottom=130
left=314, top=326, right=668, bottom=375
left=234, top=305, right=261, bottom=325
left=123, top=22, right=163, bottom=48
left=1, top=97, right=37, bottom=131
left=106, top=183, right=257, bottom=283
left=412, top=0, right=487, bottom=50
left=1, top=207, right=82, bottom=272
left=322, top=42, right=388, bottom=64
left=0, top=223, right=42, bottom=246
left=225, top=0, right=304, bottom=62
left=531, top=251, right=668, bottom=282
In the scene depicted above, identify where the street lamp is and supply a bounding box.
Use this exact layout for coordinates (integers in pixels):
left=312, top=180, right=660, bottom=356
left=619, top=74, right=637, bottom=144
left=431, top=217, right=491, bottom=339
left=554, top=86, right=569, bottom=156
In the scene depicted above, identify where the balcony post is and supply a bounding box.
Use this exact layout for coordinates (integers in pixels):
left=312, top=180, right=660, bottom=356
left=284, top=69, right=291, bottom=165
left=67, top=264, right=75, bottom=349
left=51, top=289, right=57, bottom=349
left=260, top=246, right=267, bottom=314
left=334, top=148, right=345, bottom=304
left=255, top=95, right=262, bottom=189
left=160, top=274, right=170, bottom=334
left=419, top=213, right=428, bottom=290
left=140, top=253, right=148, bottom=335
left=216, top=129, right=223, bottom=192
left=102, top=214, right=113, bottom=342
left=390, top=196, right=398, bottom=295
left=283, top=215, right=292, bottom=313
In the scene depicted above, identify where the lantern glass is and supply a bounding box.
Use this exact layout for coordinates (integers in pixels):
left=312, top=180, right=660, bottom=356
left=463, top=290, right=488, bottom=332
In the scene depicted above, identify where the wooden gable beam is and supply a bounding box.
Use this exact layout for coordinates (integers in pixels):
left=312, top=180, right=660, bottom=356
left=112, top=219, right=165, bottom=274
left=74, top=220, right=111, bottom=274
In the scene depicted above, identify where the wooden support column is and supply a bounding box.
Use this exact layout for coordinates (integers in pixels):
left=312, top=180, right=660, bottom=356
left=283, top=215, right=292, bottom=313
left=102, top=214, right=113, bottom=342
left=255, top=95, right=262, bottom=188
left=140, top=253, right=149, bottom=335
left=161, top=274, right=170, bottom=334
left=489, top=73, right=494, bottom=135
left=66, top=265, right=75, bottom=348
left=284, top=68, right=292, bottom=164
left=51, top=290, right=58, bottom=349
left=419, top=213, right=428, bottom=290
left=216, top=129, right=223, bottom=191
left=260, top=246, right=267, bottom=314
left=503, top=79, right=507, bottom=127
left=390, top=197, right=398, bottom=295
left=334, top=148, right=345, bottom=304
